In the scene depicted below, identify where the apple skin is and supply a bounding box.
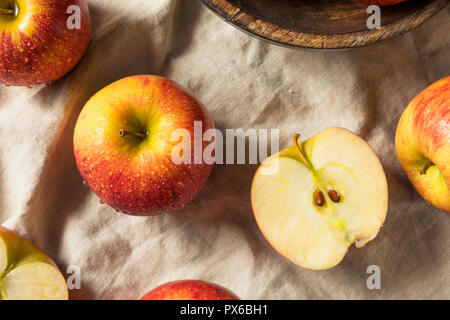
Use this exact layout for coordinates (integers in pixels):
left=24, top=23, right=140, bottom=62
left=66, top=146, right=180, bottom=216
left=0, top=0, right=91, bottom=86
left=352, top=0, right=407, bottom=6
left=74, top=75, right=215, bottom=216
left=0, top=226, right=68, bottom=300
left=141, top=280, right=239, bottom=300
left=395, top=76, right=450, bottom=213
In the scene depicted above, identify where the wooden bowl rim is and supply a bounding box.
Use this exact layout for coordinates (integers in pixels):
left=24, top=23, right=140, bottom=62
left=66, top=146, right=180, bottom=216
left=201, top=0, right=449, bottom=50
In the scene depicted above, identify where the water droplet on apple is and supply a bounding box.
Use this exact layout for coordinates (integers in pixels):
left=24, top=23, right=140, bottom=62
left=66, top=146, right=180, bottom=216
left=26, top=41, right=36, bottom=50
left=176, top=182, right=184, bottom=188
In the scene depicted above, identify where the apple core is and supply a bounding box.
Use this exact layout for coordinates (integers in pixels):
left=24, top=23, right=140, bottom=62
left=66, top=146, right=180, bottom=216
left=294, top=134, right=344, bottom=209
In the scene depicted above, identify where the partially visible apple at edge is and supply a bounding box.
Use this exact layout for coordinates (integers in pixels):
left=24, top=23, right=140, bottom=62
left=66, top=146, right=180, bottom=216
left=0, top=0, right=91, bottom=86
left=395, top=76, right=450, bottom=213
left=0, top=226, right=68, bottom=300
left=141, top=280, right=239, bottom=300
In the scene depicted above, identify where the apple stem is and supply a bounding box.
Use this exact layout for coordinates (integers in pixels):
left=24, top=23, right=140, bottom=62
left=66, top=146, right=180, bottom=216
left=120, top=129, right=148, bottom=139
left=0, top=8, right=14, bottom=15
left=293, top=134, right=314, bottom=171
left=420, top=161, right=434, bottom=175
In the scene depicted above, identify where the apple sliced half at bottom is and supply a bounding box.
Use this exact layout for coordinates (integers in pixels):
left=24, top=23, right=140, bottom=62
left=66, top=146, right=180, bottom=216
left=251, top=128, right=388, bottom=270
left=0, top=227, right=68, bottom=300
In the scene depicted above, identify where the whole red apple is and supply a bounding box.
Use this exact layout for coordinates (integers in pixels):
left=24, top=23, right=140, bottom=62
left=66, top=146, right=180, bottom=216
left=352, top=0, right=407, bottom=6
left=73, top=75, right=215, bottom=216
left=395, top=76, right=450, bottom=213
left=0, top=0, right=91, bottom=86
left=141, top=280, right=239, bottom=300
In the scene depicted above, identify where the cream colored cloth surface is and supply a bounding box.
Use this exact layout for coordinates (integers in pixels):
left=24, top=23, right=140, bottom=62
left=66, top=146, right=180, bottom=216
left=0, top=0, right=449, bottom=300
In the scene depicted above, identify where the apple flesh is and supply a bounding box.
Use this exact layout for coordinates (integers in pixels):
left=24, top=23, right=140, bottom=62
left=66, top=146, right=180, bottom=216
left=251, top=128, right=388, bottom=270
left=141, top=280, right=239, bottom=300
left=352, top=0, right=407, bottom=6
left=74, top=75, right=215, bottom=216
left=0, top=226, right=68, bottom=300
left=0, top=0, right=91, bottom=86
left=395, top=77, right=450, bottom=213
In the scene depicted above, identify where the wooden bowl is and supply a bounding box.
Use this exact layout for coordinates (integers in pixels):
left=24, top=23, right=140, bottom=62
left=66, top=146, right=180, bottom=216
left=202, top=0, right=448, bottom=49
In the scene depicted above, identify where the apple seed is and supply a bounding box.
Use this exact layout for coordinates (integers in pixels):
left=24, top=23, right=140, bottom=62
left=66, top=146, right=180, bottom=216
left=328, top=190, right=341, bottom=203
left=315, top=190, right=325, bottom=207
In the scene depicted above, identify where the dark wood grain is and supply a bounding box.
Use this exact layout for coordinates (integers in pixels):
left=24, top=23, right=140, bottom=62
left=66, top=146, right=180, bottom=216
left=201, top=0, right=448, bottom=49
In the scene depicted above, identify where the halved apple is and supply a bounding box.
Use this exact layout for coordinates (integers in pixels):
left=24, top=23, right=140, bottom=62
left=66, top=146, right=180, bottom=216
left=0, top=227, right=68, bottom=300
left=251, top=127, right=388, bottom=270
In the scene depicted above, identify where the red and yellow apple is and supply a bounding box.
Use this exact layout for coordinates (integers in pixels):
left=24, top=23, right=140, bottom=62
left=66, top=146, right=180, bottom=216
left=395, top=76, right=450, bottom=213
left=352, top=0, right=407, bottom=6
left=251, top=128, right=388, bottom=270
left=141, top=280, right=239, bottom=300
left=0, top=0, right=91, bottom=86
left=0, top=226, right=68, bottom=300
left=74, top=75, right=215, bottom=216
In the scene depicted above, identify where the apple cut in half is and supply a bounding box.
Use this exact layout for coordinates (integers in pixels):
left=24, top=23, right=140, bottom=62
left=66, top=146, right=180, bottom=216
left=0, top=227, right=68, bottom=300
left=251, top=128, right=388, bottom=270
